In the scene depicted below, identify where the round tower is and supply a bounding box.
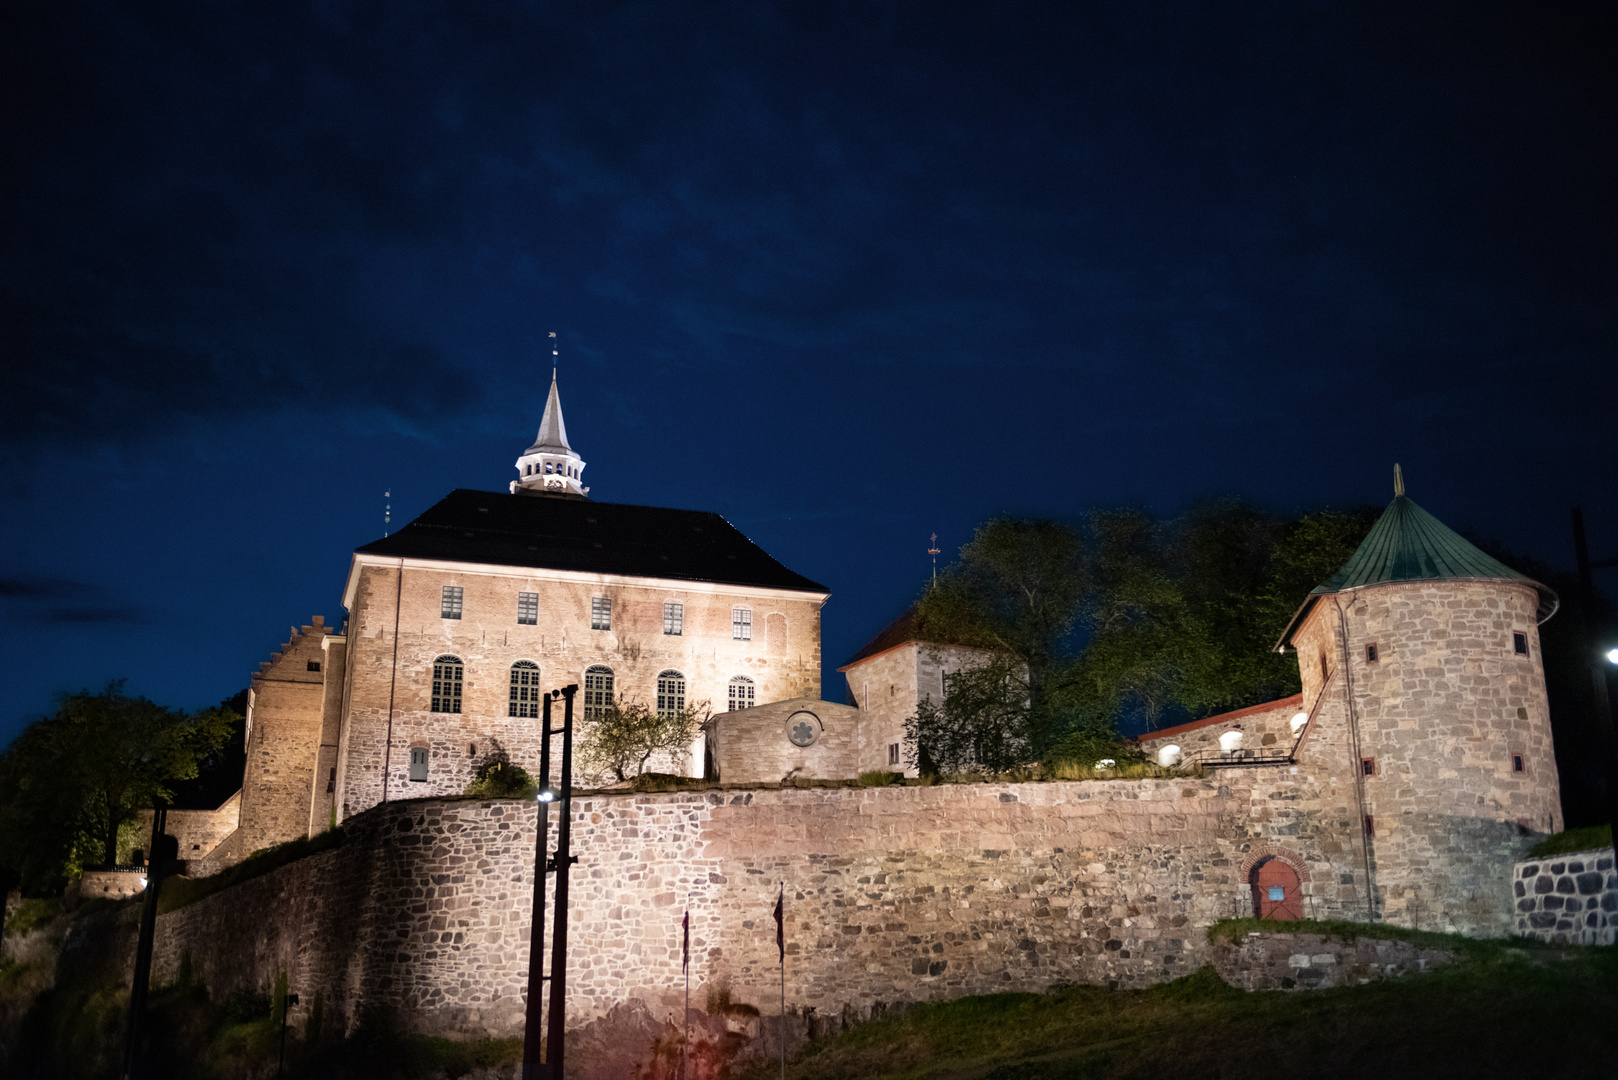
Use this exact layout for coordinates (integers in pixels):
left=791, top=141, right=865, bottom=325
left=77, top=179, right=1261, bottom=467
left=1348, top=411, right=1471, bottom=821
left=1279, top=466, right=1561, bottom=934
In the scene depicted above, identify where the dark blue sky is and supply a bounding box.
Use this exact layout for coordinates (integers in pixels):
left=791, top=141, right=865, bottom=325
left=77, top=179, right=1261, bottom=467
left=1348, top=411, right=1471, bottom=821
left=2, top=1, right=1614, bottom=743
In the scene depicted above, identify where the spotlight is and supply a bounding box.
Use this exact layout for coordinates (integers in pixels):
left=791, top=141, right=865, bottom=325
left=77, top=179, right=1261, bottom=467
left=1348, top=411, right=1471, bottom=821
left=537, top=789, right=556, bottom=803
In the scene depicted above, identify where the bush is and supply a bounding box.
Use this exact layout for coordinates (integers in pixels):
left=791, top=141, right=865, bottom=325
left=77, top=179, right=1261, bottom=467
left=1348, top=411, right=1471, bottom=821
left=463, top=755, right=538, bottom=800
left=857, top=770, right=899, bottom=787
left=4, top=897, right=60, bottom=937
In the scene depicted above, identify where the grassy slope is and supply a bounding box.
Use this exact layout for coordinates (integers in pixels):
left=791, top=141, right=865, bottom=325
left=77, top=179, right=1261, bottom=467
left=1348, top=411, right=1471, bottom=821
left=753, top=947, right=1618, bottom=1080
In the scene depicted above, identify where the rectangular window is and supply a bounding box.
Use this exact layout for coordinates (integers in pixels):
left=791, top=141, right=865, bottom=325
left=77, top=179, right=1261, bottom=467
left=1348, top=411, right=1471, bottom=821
left=1267, top=885, right=1285, bottom=902
left=732, top=607, right=752, bottom=640
left=663, top=602, right=683, bottom=636
left=1365, top=643, right=1378, bottom=663
left=1512, top=753, right=1525, bottom=773
left=591, top=596, right=611, bottom=631
left=307, top=660, right=322, bottom=672
left=441, top=586, right=463, bottom=620
left=517, top=592, right=538, bottom=625
left=1513, top=631, right=1529, bottom=656
left=888, top=743, right=900, bottom=767
left=1361, top=757, right=1376, bottom=776
left=1363, top=814, right=1375, bottom=836
left=409, top=748, right=428, bottom=782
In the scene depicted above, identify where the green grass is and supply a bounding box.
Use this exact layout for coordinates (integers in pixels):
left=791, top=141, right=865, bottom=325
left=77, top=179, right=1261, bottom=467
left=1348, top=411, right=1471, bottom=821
left=158, top=828, right=345, bottom=915
left=1529, top=823, right=1613, bottom=858
left=746, top=943, right=1618, bottom=1080
left=3, top=897, right=61, bottom=937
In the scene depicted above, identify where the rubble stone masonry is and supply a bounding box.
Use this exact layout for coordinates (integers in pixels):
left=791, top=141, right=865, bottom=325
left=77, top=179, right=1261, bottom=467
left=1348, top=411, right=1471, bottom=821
left=150, top=772, right=1376, bottom=1042
left=334, top=563, right=825, bottom=823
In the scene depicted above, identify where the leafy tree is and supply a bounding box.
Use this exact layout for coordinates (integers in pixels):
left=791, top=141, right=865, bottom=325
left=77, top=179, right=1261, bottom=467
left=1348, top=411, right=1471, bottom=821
left=904, top=655, right=1035, bottom=775
left=913, top=518, right=1088, bottom=751
left=0, top=683, right=234, bottom=890
left=575, top=698, right=711, bottom=784
left=464, top=746, right=538, bottom=799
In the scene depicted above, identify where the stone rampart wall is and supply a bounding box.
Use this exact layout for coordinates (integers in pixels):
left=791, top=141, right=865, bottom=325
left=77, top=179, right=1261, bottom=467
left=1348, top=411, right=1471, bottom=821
left=148, top=773, right=1368, bottom=1043
left=1512, top=847, right=1617, bottom=946
left=1212, top=930, right=1454, bottom=990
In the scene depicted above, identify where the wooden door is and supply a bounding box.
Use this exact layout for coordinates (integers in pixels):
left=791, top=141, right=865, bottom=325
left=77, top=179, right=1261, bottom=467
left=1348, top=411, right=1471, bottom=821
left=1251, top=857, right=1302, bottom=921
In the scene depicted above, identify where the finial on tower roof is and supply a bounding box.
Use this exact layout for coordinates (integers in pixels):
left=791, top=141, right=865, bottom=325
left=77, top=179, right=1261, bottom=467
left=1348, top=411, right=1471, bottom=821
left=1394, top=463, right=1405, bottom=497
left=550, top=331, right=557, bottom=381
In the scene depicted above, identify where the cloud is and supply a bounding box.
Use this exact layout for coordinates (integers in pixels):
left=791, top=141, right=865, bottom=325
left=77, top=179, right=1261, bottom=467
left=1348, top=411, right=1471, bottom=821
left=0, top=576, right=149, bottom=625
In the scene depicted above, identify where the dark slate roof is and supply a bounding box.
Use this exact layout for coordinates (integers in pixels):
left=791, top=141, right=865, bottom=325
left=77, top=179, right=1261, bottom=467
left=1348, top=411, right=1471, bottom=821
left=838, top=607, right=920, bottom=670
left=1276, top=495, right=1557, bottom=649
left=355, top=489, right=829, bottom=594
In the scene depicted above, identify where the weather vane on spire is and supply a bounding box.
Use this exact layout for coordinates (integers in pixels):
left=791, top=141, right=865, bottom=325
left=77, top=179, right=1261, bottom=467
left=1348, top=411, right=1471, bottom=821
left=549, top=331, right=557, bottom=380
left=1394, top=463, right=1405, bottom=497
left=928, top=532, right=941, bottom=585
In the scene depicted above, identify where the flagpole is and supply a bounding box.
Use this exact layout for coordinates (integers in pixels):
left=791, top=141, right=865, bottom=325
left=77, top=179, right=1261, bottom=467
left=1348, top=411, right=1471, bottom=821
left=682, top=893, right=690, bottom=1080
left=778, top=881, right=786, bottom=1080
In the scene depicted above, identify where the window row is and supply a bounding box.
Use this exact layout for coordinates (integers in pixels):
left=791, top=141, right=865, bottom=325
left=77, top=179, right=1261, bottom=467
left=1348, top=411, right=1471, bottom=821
left=429, top=655, right=759, bottom=718
left=1357, top=632, right=1532, bottom=664
left=522, top=461, right=581, bottom=479
left=438, top=587, right=753, bottom=639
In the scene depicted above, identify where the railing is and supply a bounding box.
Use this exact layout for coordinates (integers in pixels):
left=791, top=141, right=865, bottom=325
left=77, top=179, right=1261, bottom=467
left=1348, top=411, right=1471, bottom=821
left=1182, top=747, right=1295, bottom=769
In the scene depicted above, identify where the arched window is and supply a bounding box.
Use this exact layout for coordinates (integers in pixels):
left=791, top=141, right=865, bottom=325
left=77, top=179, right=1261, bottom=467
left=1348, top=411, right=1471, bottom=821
left=657, top=670, right=686, bottom=717
left=509, top=661, right=541, bottom=718
left=583, top=665, right=614, bottom=719
left=431, top=655, right=463, bottom=714
left=728, top=675, right=755, bottom=712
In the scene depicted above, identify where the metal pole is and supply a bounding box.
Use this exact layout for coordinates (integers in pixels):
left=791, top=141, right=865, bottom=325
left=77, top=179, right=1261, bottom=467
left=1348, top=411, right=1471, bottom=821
left=780, top=881, right=786, bottom=1080
left=545, top=685, right=578, bottom=1080
left=521, top=692, right=556, bottom=1080
left=1572, top=507, right=1618, bottom=837
left=120, top=805, right=167, bottom=1080
left=682, top=895, right=690, bottom=1080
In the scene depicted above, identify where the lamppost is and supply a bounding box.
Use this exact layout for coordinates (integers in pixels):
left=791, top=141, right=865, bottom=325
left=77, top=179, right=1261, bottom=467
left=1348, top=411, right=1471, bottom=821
left=521, top=683, right=579, bottom=1080
left=120, top=802, right=178, bottom=1080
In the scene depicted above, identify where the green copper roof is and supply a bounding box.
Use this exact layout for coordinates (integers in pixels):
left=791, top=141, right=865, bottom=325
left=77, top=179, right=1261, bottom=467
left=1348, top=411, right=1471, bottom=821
left=1276, top=483, right=1558, bottom=650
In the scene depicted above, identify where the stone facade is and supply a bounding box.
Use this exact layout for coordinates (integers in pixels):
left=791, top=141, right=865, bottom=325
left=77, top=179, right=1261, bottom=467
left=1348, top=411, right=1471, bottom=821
left=134, top=791, right=240, bottom=866
left=1212, top=930, right=1454, bottom=990
left=1511, top=847, right=1617, bottom=946
left=708, top=698, right=866, bottom=783
left=1287, top=579, right=1560, bottom=933
left=146, top=772, right=1379, bottom=1043
left=840, top=640, right=998, bottom=777
left=332, top=561, right=825, bottom=824
left=1140, top=696, right=1305, bottom=761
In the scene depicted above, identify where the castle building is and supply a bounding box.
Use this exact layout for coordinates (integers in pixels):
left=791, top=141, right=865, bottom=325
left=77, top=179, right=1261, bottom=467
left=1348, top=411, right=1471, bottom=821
left=201, top=375, right=831, bottom=869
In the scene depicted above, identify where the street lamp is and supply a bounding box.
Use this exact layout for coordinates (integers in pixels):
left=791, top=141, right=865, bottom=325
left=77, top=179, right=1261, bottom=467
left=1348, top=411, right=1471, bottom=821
left=1606, top=648, right=1618, bottom=665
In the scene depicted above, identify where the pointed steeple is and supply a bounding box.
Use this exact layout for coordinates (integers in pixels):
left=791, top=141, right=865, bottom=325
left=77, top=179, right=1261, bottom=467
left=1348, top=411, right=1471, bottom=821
left=511, top=371, right=588, bottom=499
left=527, top=372, right=572, bottom=455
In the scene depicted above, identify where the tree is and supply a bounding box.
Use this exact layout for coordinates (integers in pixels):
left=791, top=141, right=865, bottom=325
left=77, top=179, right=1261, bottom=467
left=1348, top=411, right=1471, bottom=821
left=904, top=654, right=1035, bottom=775
left=575, top=698, right=711, bottom=784
left=0, top=683, right=234, bottom=890
left=912, top=518, right=1089, bottom=752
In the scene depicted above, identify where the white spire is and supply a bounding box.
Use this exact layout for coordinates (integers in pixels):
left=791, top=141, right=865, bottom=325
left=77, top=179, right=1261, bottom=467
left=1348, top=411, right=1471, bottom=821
left=512, top=359, right=588, bottom=498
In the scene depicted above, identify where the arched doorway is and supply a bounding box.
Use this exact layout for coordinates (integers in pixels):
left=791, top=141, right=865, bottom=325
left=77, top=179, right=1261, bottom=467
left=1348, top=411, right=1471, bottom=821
left=1250, top=855, right=1303, bottom=921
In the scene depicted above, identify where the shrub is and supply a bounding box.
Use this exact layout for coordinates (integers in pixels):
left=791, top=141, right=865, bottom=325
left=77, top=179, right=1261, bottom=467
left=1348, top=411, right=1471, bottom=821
left=857, top=770, right=898, bottom=787
left=4, top=897, right=60, bottom=937
left=463, top=756, right=537, bottom=800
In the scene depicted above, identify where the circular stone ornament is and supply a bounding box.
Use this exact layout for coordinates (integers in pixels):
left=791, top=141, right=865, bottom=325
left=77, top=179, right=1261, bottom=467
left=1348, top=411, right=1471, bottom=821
left=786, top=710, right=821, bottom=748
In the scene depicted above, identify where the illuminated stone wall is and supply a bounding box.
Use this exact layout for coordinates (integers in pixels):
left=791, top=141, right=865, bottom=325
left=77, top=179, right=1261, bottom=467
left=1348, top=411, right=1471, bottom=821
left=1289, top=579, right=1557, bottom=934
left=333, top=563, right=826, bottom=822
left=1512, top=847, right=1618, bottom=946
left=149, top=772, right=1371, bottom=1044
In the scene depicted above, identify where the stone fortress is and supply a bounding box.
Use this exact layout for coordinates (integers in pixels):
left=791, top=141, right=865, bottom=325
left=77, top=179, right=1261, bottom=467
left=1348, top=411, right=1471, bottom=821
left=140, top=375, right=1614, bottom=1053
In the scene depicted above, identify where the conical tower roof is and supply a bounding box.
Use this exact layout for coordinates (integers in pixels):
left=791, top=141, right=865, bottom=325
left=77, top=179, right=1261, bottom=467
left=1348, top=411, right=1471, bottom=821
left=1276, top=469, right=1557, bottom=650
left=525, top=373, right=573, bottom=456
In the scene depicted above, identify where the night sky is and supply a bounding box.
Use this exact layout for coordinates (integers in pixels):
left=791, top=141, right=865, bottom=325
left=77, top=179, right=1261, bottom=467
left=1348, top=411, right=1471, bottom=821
left=2, top=1, right=1614, bottom=746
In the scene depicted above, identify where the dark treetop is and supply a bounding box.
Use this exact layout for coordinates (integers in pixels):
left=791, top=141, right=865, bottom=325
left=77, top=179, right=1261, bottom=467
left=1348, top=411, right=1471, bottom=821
left=356, top=489, right=830, bottom=595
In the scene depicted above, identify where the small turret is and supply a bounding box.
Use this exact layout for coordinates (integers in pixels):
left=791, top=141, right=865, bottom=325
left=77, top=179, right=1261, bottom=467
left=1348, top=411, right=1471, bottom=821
left=512, top=372, right=589, bottom=499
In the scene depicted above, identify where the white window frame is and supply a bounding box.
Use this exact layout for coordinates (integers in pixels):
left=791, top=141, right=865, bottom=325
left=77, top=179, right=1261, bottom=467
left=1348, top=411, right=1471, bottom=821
left=583, top=665, right=614, bottom=719
left=441, top=585, right=463, bottom=620
left=431, top=655, right=463, bottom=714
left=591, top=596, right=611, bottom=631
left=509, top=660, right=541, bottom=718
left=732, top=607, right=752, bottom=640
left=728, top=675, right=755, bottom=712
left=663, top=602, right=683, bottom=636
left=517, top=592, right=538, bottom=626
left=657, top=669, right=686, bottom=717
